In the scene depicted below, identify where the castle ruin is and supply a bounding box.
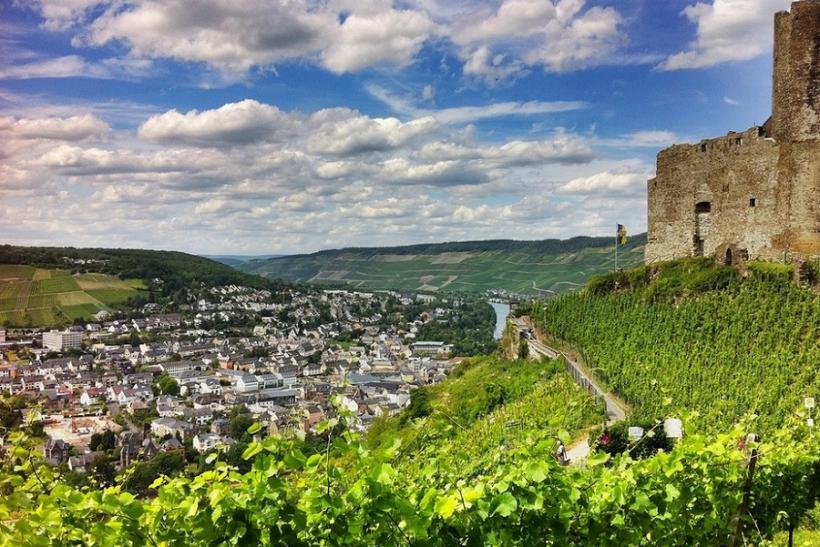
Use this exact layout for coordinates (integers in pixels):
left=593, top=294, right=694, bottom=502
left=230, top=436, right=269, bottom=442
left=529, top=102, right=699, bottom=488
left=646, top=0, right=820, bottom=265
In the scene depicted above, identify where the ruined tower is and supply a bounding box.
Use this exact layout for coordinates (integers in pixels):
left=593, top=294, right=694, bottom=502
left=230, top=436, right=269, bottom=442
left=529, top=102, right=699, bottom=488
left=646, top=0, right=820, bottom=264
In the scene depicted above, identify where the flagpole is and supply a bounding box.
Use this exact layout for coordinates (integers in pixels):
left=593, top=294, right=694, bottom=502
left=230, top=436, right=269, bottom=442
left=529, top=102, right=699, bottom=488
left=615, top=224, right=619, bottom=271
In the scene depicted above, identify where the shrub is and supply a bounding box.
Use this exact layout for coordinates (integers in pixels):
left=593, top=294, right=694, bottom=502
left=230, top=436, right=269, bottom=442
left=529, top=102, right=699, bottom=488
left=747, top=260, right=794, bottom=284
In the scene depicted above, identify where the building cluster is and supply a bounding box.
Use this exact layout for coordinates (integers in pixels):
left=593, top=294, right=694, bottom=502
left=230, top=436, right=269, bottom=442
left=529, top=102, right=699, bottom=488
left=0, top=286, right=465, bottom=473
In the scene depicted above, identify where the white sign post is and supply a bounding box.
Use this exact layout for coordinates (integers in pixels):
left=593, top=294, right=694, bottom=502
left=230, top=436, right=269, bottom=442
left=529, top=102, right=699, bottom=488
left=664, top=418, right=683, bottom=439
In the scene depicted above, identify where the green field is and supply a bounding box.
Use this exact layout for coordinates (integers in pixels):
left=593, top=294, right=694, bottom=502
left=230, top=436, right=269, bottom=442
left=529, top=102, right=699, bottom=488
left=241, top=234, right=646, bottom=295
left=0, top=267, right=143, bottom=327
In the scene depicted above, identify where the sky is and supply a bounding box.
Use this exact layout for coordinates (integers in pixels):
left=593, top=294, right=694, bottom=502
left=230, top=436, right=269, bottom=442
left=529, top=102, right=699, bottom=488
left=0, top=0, right=795, bottom=255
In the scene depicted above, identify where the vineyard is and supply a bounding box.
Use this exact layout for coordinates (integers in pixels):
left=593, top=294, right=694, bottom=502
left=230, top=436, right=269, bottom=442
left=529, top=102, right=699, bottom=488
left=0, top=406, right=817, bottom=545
left=0, top=266, right=144, bottom=327
left=367, top=357, right=602, bottom=483
left=533, top=258, right=820, bottom=431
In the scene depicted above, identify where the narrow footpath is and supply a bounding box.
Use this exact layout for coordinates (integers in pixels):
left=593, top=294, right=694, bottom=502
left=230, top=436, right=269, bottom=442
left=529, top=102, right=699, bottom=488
left=512, top=316, right=629, bottom=463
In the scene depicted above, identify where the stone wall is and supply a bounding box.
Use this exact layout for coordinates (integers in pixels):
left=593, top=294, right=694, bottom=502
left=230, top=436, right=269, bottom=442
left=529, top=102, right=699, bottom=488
left=646, top=0, right=820, bottom=264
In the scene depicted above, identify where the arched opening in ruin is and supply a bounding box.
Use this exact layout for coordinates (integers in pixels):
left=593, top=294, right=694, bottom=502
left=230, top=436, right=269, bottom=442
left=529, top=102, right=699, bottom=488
left=724, top=247, right=733, bottom=265
left=695, top=201, right=711, bottom=214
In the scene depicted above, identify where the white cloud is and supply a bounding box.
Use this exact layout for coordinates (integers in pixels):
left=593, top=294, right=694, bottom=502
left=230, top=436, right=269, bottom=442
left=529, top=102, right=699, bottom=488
left=724, top=96, right=739, bottom=105
left=658, top=0, right=792, bottom=70
left=81, top=0, right=335, bottom=76
left=23, top=0, right=635, bottom=82
left=320, top=9, right=438, bottom=73
left=452, top=0, right=626, bottom=79
left=138, top=100, right=294, bottom=146
left=0, top=55, right=107, bottom=80
left=307, top=111, right=440, bottom=155
left=0, top=113, right=109, bottom=140
left=35, top=0, right=110, bottom=31
left=0, top=99, right=658, bottom=253
left=557, top=161, right=653, bottom=194
left=366, top=84, right=586, bottom=124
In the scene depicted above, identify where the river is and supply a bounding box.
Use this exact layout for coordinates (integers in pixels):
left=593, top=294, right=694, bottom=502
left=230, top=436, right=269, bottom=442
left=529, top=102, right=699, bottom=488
left=489, top=301, right=511, bottom=339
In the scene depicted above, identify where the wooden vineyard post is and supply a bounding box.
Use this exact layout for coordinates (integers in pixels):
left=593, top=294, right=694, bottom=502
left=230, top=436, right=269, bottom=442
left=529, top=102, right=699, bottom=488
left=731, top=438, right=759, bottom=547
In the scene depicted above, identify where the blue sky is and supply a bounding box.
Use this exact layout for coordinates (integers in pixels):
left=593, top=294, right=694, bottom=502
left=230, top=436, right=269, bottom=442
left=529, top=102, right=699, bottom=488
left=0, top=0, right=794, bottom=254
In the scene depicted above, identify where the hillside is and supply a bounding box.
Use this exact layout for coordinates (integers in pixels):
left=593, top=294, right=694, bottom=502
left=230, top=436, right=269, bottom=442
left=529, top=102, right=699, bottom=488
left=0, top=244, right=285, bottom=327
left=239, top=234, right=647, bottom=295
left=0, top=265, right=145, bottom=327
left=367, top=356, right=601, bottom=476
left=534, top=258, right=820, bottom=431
left=0, top=245, right=281, bottom=293
left=2, top=355, right=817, bottom=545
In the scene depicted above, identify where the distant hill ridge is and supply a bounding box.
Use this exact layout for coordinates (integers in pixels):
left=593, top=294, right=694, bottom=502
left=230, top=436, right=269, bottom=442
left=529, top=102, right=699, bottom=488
left=0, top=244, right=281, bottom=294
left=283, top=234, right=644, bottom=258
left=240, top=233, right=648, bottom=295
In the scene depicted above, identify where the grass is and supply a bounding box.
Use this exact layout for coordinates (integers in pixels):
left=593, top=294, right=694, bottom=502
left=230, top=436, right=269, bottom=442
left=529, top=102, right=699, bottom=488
left=0, top=267, right=143, bottom=327
left=31, top=275, right=81, bottom=295
left=0, top=282, right=30, bottom=299
left=0, top=265, right=36, bottom=280
left=86, top=288, right=138, bottom=305
left=60, top=304, right=104, bottom=321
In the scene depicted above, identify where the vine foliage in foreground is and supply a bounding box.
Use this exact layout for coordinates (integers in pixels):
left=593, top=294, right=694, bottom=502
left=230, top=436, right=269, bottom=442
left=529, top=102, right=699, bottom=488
left=0, top=412, right=817, bottom=546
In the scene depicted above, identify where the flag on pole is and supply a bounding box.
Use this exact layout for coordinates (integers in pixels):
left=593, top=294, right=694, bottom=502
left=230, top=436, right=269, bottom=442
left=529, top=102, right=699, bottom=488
left=616, top=224, right=628, bottom=245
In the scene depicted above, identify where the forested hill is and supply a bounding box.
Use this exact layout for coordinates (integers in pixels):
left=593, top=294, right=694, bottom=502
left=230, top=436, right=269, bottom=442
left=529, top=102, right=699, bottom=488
left=239, top=233, right=647, bottom=295
left=0, top=244, right=282, bottom=294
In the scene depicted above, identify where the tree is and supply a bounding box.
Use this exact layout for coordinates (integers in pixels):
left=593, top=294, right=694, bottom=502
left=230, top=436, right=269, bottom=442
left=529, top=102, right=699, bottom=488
left=122, top=451, right=185, bottom=496
left=89, top=429, right=116, bottom=451
left=230, top=412, right=255, bottom=443
left=154, top=374, right=179, bottom=396
left=88, top=455, right=117, bottom=487
left=402, top=387, right=432, bottom=424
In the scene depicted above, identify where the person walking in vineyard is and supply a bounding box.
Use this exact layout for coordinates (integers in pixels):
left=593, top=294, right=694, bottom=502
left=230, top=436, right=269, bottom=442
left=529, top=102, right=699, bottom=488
left=555, top=440, right=568, bottom=465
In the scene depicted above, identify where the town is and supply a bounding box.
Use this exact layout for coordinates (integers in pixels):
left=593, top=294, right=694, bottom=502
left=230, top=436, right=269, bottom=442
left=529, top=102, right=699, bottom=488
left=0, top=284, right=499, bottom=491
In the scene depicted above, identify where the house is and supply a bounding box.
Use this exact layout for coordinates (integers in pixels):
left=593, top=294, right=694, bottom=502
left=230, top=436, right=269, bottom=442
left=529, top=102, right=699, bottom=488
left=210, top=418, right=231, bottom=436
left=150, top=417, right=194, bottom=440
left=43, top=437, right=70, bottom=465
left=159, top=437, right=185, bottom=454
left=304, top=405, right=324, bottom=430
left=161, top=360, right=203, bottom=378
left=302, top=362, right=325, bottom=377
left=181, top=407, right=213, bottom=426
left=278, top=365, right=299, bottom=387
left=236, top=374, right=259, bottom=393
left=255, top=373, right=283, bottom=389
left=106, top=387, right=136, bottom=405
left=192, top=433, right=225, bottom=452
left=156, top=395, right=180, bottom=417
left=68, top=451, right=104, bottom=473
left=119, top=431, right=144, bottom=468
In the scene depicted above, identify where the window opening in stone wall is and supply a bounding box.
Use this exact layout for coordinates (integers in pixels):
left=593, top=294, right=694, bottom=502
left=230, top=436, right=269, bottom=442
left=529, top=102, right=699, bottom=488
left=700, top=143, right=707, bottom=152
left=749, top=198, right=757, bottom=207
left=695, top=201, right=711, bottom=214
left=724, top=248, right=733, bottom=265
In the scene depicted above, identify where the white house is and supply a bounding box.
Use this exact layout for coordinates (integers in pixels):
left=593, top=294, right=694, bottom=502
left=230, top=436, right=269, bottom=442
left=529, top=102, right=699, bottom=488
left=192, top=433, right=224, bottom=452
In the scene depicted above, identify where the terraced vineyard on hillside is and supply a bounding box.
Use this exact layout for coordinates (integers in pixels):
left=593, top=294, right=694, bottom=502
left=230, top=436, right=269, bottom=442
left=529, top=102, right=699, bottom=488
left=0, top=265, right=145, bottom=326
left=241, top=234, right=646, bottom=295
left=534, top=258, right=820, bottom=431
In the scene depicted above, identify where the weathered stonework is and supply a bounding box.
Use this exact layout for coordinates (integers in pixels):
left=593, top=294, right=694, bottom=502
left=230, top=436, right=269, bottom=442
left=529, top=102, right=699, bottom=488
left=646, top=0, right=820, bottom=264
